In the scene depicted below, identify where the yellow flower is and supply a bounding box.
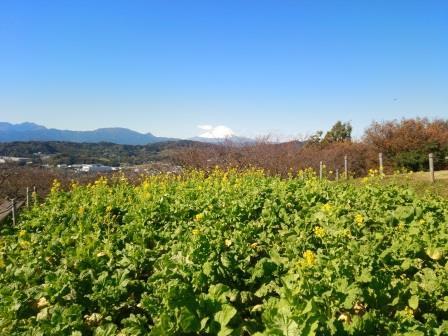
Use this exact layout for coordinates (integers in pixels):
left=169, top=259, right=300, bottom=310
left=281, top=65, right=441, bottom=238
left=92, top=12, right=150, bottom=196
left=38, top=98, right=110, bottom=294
left=250, top=242, right=258, bottom=249
left=404, top=306, right=414, bottom=318
left=313, top=226, right=325, bottom=238
left=194, top=213, right=204, bottom=222
left=78, top=207, right=85, bottom=216
left=50, top=179, right=61, bottom=193
left=354, top=214, right=364, bottom=226
left=18, top=230, right=27, bottom=238
left=192, top=229, right=201, bottom=236
left=338, top=228, right=352, bottom=238
left=19, top=240, right=31, bottom=249
left=303, top=250, right=316, bottom=266
left=321, top=203, right=333, bottom=213
left=225, top=239, right=232, bottom=247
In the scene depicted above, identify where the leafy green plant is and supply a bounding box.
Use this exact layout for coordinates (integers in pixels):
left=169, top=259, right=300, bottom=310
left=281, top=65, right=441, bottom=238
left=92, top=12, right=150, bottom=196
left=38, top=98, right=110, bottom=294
left=1, top=170, right=447, bottom=335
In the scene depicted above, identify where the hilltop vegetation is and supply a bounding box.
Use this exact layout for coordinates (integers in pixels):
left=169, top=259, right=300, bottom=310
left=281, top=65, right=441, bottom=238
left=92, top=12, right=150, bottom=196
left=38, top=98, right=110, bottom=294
left=0, top=140, right=212, bottom=166
left=179, top=118, right=448, bottom=176
left=1, top=170, right=447, bottom=335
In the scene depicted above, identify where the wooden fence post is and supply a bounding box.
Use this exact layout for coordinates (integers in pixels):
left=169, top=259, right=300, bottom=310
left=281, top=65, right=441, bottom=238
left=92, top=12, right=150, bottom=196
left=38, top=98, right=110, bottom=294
left=344, top=155, right=348, bottom=180
left=429, top=153, right=435, bottom=183
left=11, top=199, right=16, bottom=226
left=335, top=169, right=339, bottom=182
left=33, top=186, right=37, bottom=205
left=319, top=161, right=323, bottom=180
left=26, top=187, right=30, bottom=208
left=379, top=152, right=384, bottom=175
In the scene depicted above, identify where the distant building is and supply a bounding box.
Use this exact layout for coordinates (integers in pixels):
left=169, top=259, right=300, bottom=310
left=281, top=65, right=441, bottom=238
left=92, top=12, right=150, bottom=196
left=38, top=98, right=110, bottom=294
left=0, top=156, right=32, bottom=165
left=80, top=164, right=114, bottom=173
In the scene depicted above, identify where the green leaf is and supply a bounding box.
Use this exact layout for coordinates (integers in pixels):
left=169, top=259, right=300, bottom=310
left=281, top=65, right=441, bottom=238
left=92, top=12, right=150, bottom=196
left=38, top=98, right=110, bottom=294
left=179, top=307, right=200, bottom=332
left=215, top=304, right=237, bottom=328
left=94, top=324, right=117, bottom=336
left=408, top=295, right=419, bottom=310
left=218, top=327, right=234, bottom=336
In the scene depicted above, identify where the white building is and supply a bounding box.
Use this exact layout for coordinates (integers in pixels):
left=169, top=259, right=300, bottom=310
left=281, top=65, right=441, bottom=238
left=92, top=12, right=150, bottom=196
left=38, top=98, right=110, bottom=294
left=80, top=164, right=114, bottom=173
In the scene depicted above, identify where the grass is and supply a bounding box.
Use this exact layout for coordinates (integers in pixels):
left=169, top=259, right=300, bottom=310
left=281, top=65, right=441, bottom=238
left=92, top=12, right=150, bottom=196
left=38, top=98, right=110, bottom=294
left=365, top=170, right=448, bottom=198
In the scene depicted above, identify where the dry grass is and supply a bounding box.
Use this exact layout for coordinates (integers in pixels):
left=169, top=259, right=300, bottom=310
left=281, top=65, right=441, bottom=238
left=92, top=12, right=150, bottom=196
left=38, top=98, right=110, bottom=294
left=363, top=170, right=448, bottom=198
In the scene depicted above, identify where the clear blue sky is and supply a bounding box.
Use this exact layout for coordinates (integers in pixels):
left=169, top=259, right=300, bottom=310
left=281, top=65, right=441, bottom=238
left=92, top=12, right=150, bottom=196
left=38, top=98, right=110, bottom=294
left=0, top=0, right=447, bottom=139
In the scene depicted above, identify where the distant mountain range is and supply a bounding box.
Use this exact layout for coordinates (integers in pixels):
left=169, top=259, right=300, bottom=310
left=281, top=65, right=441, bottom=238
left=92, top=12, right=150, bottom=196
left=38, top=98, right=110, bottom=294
left=0, top=122, right=174, bottom=145
left=0, top=122, right=254, bottom=145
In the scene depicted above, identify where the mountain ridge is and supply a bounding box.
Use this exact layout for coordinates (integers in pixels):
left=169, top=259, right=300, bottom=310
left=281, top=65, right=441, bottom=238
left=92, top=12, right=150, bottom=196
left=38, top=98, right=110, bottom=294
left=0, top=122, right=256, bottom=145
left=0, top=122, right=174, bottom=145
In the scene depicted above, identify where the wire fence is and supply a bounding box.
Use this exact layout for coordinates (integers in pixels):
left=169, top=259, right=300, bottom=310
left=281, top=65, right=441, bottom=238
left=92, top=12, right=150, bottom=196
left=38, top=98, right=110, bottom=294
left=316, top=152, right=443, bottom=183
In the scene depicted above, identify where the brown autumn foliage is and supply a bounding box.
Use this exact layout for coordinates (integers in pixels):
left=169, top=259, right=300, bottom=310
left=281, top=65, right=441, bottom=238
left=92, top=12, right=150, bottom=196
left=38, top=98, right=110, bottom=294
left=364, top=118, right=448, bottom=170
left=176, top=139, right=377, bottom=177
left=177, top=118, right=448, bottom=175
left=0, top=165, right=98, bottom=201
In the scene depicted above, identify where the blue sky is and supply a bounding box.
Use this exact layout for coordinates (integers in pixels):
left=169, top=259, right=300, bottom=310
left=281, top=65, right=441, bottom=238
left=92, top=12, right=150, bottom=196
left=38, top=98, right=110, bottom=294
left=0, top=0, right=447, bottom=139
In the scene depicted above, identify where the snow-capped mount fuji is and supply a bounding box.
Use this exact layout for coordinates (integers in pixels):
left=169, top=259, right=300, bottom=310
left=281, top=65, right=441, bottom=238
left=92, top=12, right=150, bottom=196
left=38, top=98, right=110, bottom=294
left=189, top=125, right=254, bottom=144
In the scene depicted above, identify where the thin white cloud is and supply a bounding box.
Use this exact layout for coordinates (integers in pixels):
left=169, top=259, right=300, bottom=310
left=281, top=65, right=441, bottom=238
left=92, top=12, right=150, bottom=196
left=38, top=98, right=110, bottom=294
left=197, top=125, right=235, bottom=139
left=197, top=125, right=213, bottom=131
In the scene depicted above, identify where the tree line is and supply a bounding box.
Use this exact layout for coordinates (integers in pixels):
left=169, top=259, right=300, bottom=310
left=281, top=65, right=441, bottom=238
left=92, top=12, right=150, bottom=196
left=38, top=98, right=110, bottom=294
left=177, top=118, right=448, bottom=176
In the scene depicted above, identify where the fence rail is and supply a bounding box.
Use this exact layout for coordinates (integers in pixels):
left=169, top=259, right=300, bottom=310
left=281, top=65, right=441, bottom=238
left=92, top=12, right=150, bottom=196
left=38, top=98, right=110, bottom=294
left=0, top=199, right=24, bottom=225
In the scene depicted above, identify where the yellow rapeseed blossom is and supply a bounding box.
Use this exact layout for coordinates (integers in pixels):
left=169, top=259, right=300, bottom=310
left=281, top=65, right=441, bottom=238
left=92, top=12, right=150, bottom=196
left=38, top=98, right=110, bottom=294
left=313, top=226, right=326, bottom=238
left=18, top=230, right=27, bottom=238
left=94, top=177, right=108, bottom=187
left=142, top=180, right=151, bottom=191
left=225, top=239, right=232, bottom=247
left=250, top=242, right=258, bottom=249
left=192, top=229, right=201, bottom=236
left=404, top=306, right=414, bottom=318
left=70, top=181, right=79, bottom=190
left=322, top=203, right=333, bottom=213
left=354, top=214, right=364, bottom=226
left=303, top=250, right=316, bottom=266
left=19, top=240, right=31, bottom=249
left=50, top=179, right=61, bottom=193
left=194, top=213, right=204, bottom=222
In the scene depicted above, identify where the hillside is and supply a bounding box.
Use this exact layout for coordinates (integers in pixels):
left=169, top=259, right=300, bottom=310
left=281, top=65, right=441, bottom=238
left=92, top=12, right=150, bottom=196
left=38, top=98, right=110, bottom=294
left=0, top=122, right=174, bottom=145
left=0, top=140, right=214, bottom=166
